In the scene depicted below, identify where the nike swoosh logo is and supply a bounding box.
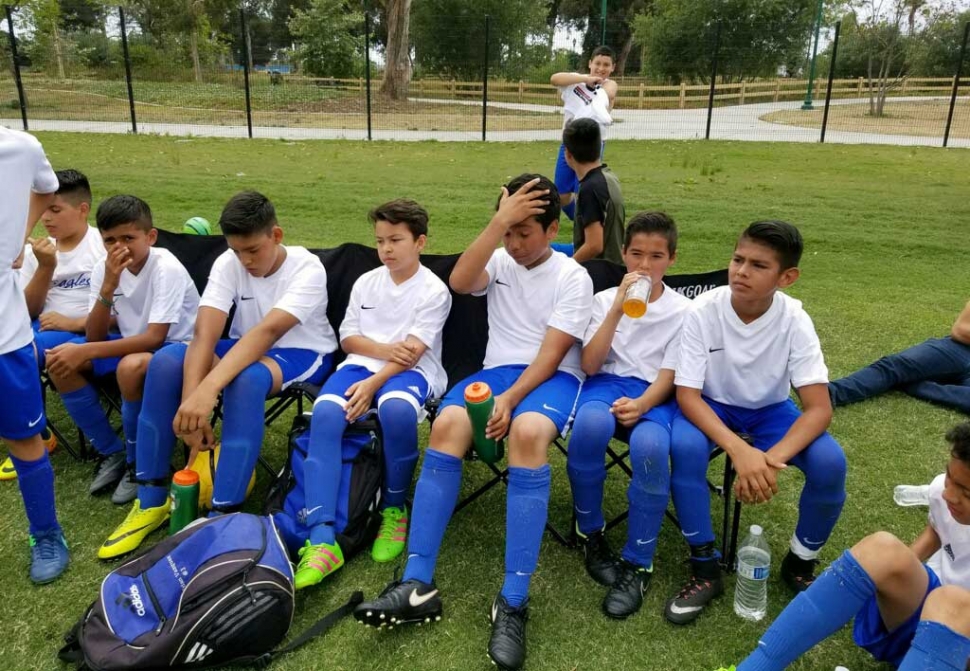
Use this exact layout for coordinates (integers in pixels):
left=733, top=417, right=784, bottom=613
left=361, top=305, right=376, bottom=310
left=304, top=506, right=323, bottom=517
left=212, top=500, right=232, bottom=507
left=408, top=588, right=439, bottom=607
left=668, top=603, right=703, bottom=615
left=113, top=293, right=124, bottom=298
left=102, top=523, right=155, bottom=547
left=495, top=279, right=511, bottom=287
left=27, top=412, right=44, bottom=428
left=682, top=531, right=700, bottom=538
left=541, top=403, right=561, bottom=414
left=636, top=538, right=656, bottom=546
left=240, top=296, right=255, bottom=301
left=575, top=507, right=591, bottom=514
left=709, top=347, right=724, bottom=353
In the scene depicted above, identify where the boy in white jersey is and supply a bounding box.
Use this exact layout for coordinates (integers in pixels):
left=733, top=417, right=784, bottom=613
left=293, top=199, right=451, bottom=590
left=48, top=196, right=200, bottom=505
left=0, top=169, right=104, bottom=482
left=355, top=174, right=593, bottom=671
left=99, top=191, right=337, bottom=559
left=550, top=45, right=616, bottom=222
left=566, top=212, right=691, bottom=619
left=716, top=423, right=970, bottom=671
left=664, top=220, right=846, bottom=625
left=0, top=127, right=68, bottom=584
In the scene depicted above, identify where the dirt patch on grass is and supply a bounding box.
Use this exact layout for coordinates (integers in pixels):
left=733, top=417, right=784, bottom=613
left=761, top=99, right=970, bottom=140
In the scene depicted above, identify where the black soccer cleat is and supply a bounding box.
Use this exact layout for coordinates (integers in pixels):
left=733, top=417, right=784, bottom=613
left=781, top=550, right=819, bottom=594
left=488, top=594, right=528, bottom=671
left=353, top=578, right=443, bottom=629
left=602, top=559, right=652, bottom=619
left=663, top=570, right=724, bottom=625
left=576, top=526, right=620, bottom=587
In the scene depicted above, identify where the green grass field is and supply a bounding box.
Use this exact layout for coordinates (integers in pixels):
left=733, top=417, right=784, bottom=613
left=1, top=134, right=969, bottom=670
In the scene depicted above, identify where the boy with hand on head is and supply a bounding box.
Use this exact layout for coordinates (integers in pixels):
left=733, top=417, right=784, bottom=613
left=566, top=212, right=691, bottom=619
left=294, top=199, right=451, bottom=590
left=717, top=423, right=970, bottom=671
left=0, top=126, right=67, bottom=583
left=47, top=196, right=199, bottom=505
left=99, top=191, right=337, bottom=560
left=1, top=169, right=105, bottom=482
left=550, top=45, right=617, bottom=222
left=665, top=221, right=846, bottom=625
left=563, top=117, right=625, bottom=265
left=355, top=175, right=593, bottom=671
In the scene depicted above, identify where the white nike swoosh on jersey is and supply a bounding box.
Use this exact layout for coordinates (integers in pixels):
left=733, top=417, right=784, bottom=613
left=408, top=588, right=439, bottom=607
left=27, top=412, right=44, bottom=428
left=667, top=603, right=703, bottom=615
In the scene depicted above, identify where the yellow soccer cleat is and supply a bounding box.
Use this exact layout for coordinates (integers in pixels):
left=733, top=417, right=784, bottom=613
left=1, top=429, right=57, bottom=481
left=98, top=499, right=169, bottom=560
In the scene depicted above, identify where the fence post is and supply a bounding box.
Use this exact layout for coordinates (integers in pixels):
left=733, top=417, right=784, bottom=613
left=4, top=5, right=28, bottom=131
left=706, top=21, right=722, bottom=140
left=239, top=9, right=253, bottom=139
left=857, top=76, right=864, bottom=95
left=821, top=21, right=842, bottom=144
left=638, top=82, right=644, bottom=109
left=482, top=14, right=489, bottom=142
left=943, top=22, right=969, bottom=148
left=679, top=82, right=686, bottom=109
left=364, top=11, right=372, bottom=141
left=518, top=80, right=524, bottom=103
left=774, top=80, right=780, bottom=102
left=739, top=81, right=746, bottom=105
left=117, top=6, right=137, bottom=134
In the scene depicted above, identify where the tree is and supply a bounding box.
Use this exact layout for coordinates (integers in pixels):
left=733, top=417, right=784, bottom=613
left=556, top=0, right=651, bottom=77
left=19, top=0, right=67, bottom=78
left=376, top=0, right=412, bottom=99
left=288, top=0, right=363, bottom=77
left=633, top=0, right=817, bottom=83
left=410, top=0, right=548, bottom=80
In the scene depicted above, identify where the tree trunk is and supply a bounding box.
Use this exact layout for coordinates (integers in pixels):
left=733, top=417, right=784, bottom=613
left=380, top=0, right=412, bottom=100
left=615, top=33, right=634, bottom=77
left=52, top=25, right=65, bottom=79
left=190, top=29, right=202, bottom=83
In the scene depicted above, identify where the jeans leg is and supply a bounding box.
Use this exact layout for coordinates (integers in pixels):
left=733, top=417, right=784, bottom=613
left=829, top=338, right=970, bottom=407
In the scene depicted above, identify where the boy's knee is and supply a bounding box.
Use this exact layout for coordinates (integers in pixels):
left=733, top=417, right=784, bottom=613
left=149, top=343, right=187, bottom=377
left=508, top=414, right=556, bottom=467
left=116, top=354, right=150, bottom=391
left=428, top=406, right=471, bottom=458
left=224, top=362, right=273, bottom=401
left=851, top=531, right=912, bottom=578
left=377, top=396, right=418, bottom=422
left=922, top=586, right=970, bottom=637
left=804, top=435, right=847, bottom=488
left=670, top=423, right=710, bottom=466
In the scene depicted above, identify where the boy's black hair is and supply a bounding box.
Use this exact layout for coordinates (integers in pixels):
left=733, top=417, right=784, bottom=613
left=948, top=423, right=970, bottom=467
left=497, top=174, right=560, bottom=231
left=739, top=220, right=804, bottom=270
left=624, top=211, right=678, bottom=254
left=219, top=191, right=277, bottom=236
left=96, top=195, right=152, bottom=232
left=563, top=118, right=602, bottom=164
left=369, top=199, right=429, bottom=238
left=55, top=169, right=92, bottom=206
left=590, top=45, right=616, bottom=62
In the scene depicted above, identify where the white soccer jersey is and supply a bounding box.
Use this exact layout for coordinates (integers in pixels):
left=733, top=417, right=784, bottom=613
left=585, top=283, right=693, bottom=383
left=928, top=473, right=970, bottom=589
left=89, top=247, right=199, bottom=342
left=339, top=264, right=452, bottom=397
left=560, top=81, right=613, bottom=134
left=674, top=285, right=829, bottom=409
left=21, top=226, right=106, bottom=319
left=474, top=249, right=593, bottom=380
left=200, top=245, right=337, bottom=356
left=0, top=128, right=59, bottom=354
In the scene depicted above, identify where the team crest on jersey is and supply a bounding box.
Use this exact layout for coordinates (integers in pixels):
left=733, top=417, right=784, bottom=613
left=571, top=85, right=594, bottom=105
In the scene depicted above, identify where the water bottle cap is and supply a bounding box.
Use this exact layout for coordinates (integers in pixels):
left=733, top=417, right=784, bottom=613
left=464, top=381, right=493, bottom=403
left=749, top=524, right=763, bottom=536
left=173, top=469, right=200, bottom=486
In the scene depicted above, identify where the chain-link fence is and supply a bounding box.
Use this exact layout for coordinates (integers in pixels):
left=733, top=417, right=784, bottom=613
left=1, top=5, right=967, bottom=147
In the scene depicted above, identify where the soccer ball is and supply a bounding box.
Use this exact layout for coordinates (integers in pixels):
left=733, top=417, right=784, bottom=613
left=186, top=444, right=256, bottom=510
left=182, top=216, right=212, bottom=235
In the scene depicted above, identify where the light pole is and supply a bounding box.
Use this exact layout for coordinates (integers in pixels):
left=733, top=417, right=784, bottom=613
left=802, top=0, right=825, bottom=110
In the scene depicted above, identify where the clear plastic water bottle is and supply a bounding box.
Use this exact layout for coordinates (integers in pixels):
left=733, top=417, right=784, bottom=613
left=894, top=484, right=930, bottom=507
left=735, top=524, right=770, bottom=621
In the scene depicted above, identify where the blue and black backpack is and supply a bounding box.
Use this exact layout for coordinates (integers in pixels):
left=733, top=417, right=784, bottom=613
left=58, top=513, right=360, bottom=670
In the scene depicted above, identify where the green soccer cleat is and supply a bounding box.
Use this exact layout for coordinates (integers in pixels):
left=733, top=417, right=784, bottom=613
left=294, top=540, right=344, bottom=590
left=371, top=506, right=408, bottom=563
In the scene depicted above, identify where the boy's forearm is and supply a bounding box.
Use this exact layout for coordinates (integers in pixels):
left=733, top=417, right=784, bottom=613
left=551, top=72, right=586, bottom=86
left=182, top=336, right=219, bottom=399
left=764, top=405, right=831, bottom=464
left=24, top=269, right=54, bottom=318
left=503, top=352, right=562, bottom=408
left=581, top=314, right=621, bottom=376
left=909, top=525, right=942, bottom=563
left=370, top=361, right=409, bottom=388
left=450, top=218, right=505, bottom=293
left=679, top=389, right=748, bottom=456
left=196, top=326, right=279, bottom=397
left=341, top=335, right=389, bottom=360
left=637, top=370, right=675, bottom=412
left=572, top=242, right=598, bottom=263
left=80, top=331, right=167, bottom=361
left=85, top=302, right=114, bottom=341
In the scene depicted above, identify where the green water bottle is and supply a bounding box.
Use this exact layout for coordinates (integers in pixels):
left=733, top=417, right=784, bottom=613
left=169, top=469, right=200, bottom=535
left=465, top=382, right=503, bottom=464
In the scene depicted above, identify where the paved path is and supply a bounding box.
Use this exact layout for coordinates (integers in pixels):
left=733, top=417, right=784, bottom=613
left=3, top=96, right=967, bottom=148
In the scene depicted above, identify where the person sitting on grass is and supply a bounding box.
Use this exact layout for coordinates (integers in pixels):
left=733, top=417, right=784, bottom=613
left=47, top=196, right=199, bottom=505
left=566, top=211, right=691, bottom=619
left=294, top=199, right=451, bottom=589
left=829, top=299, right=970, bottom=415
left=665, top=220, right=846, bottom=625
left=353, top=174, right=593, bottom=671
left=99, top=191, right=337, bottom=560
left=716, top=422, right=970, bottom=671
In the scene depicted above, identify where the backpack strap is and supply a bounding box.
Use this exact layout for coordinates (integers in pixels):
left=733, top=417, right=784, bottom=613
left=248, top=591, right=363, bottom=669
left=58, top=611, right=93, bottom=670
